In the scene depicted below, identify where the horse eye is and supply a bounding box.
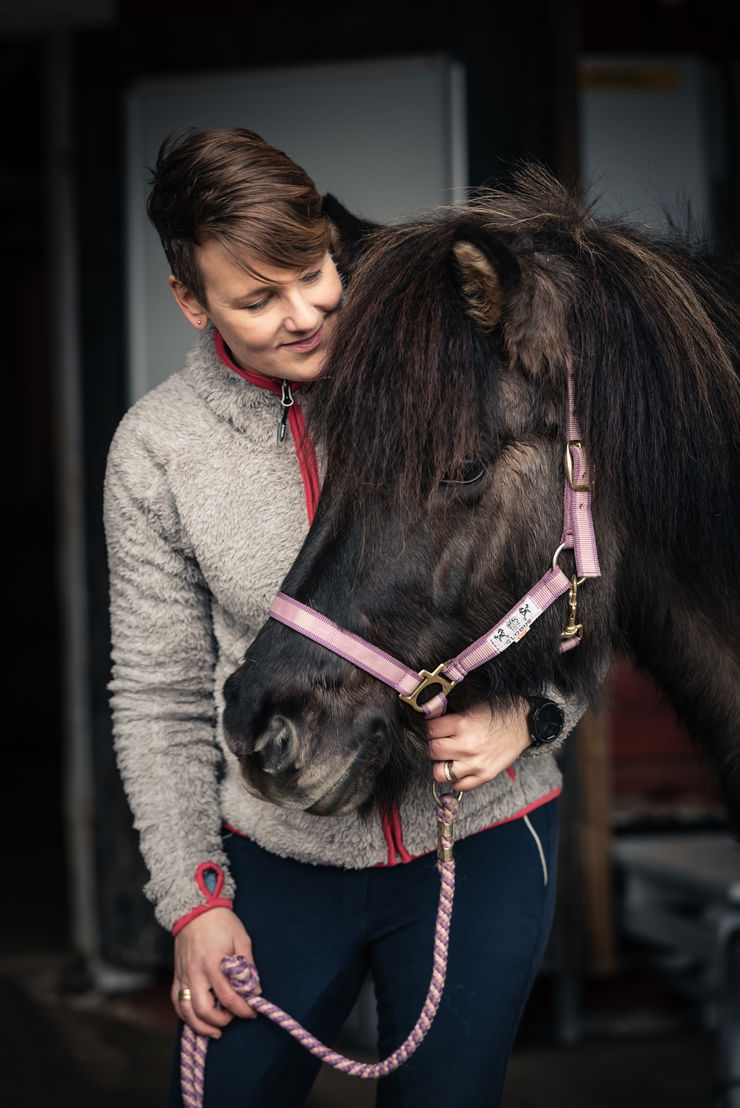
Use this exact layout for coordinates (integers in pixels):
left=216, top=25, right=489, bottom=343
left=441, top=460, right=486, bottom=486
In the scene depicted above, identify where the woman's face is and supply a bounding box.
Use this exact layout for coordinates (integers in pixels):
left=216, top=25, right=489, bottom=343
left=171, top=238, right=343, bottom=382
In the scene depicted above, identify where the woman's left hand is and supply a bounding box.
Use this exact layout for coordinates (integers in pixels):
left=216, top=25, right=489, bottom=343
left=427, top=700, right=531, bottom=790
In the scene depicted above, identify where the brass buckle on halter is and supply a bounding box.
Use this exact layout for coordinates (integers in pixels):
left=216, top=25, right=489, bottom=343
left=432, top=781, right=463, bottom=861
left=399, top=664, right=458, bottom=713
left=564, top=440, right=592, bottom=492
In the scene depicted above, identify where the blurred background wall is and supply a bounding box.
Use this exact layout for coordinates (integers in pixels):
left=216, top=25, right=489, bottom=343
left=1, top=0, right=737, bottom=990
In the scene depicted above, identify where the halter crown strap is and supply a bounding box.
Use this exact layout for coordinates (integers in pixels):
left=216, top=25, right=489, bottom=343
left=560, top=367, right=600, bottom=578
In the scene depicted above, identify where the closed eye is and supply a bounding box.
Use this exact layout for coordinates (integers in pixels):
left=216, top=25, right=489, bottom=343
left=243, top=269, right=321, bottom=311
left=244, top=292, right=273, bottom=312
left=441, top=460, right=487, bottom=485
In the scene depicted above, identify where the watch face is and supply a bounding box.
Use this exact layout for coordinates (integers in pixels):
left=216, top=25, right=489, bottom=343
left=531, top=700, right=565, bottom=744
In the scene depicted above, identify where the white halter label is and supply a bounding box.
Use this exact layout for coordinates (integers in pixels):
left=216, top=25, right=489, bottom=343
left=487, top=597, right=544, bottom=651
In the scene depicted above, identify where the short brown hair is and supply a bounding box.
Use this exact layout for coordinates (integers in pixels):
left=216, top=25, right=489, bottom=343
left=146, top=126, right=330, bottom=305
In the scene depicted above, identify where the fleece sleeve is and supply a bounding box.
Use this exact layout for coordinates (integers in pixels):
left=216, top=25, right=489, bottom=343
left=103, top=421, right=235, bottom=933
left=519, top=661, right=611, bottom=758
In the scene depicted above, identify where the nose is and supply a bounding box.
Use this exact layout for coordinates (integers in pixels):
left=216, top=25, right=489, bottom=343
left=284, top=290, right=321, bottom=333
left=252, top=714, right=299, bottom=775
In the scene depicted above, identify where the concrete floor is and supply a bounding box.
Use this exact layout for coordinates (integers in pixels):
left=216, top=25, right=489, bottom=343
left=2, top=946, right=721, bottom=1108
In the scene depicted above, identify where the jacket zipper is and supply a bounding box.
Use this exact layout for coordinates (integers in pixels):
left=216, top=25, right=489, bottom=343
left=277, top=379, right=294, bottom=445
left=214, top=333, right=321, bottom=523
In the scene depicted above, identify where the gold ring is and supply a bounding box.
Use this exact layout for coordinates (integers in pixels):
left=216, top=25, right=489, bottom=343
left=178, top=987, right=192, bottom=1002
left=444, top=760, right=458, bottom=784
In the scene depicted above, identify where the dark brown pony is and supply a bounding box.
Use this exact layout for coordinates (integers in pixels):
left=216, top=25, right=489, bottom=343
left=223, top=166, right=740, bottom=827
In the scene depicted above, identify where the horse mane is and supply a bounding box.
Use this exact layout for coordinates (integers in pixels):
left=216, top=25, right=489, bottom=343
left=309, top=164, right=740, bottom=565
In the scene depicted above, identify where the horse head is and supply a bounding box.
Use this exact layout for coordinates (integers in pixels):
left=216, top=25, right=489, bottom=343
left=223, top=167, right=740, bottom=823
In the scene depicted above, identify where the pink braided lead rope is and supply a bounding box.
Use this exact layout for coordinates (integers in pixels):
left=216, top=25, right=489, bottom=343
left=180, top=792, right=459, bottom=1107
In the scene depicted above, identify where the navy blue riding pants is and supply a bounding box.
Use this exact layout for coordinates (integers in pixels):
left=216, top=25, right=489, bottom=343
left=166, top=797, right=558, bottom=1107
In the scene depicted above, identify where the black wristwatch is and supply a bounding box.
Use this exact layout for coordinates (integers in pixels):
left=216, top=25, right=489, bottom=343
left=527, top=697, right=565, bottom=746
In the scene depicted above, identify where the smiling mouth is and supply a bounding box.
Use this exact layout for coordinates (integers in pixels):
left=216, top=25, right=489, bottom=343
left=282, top=324, right=323, bottom=353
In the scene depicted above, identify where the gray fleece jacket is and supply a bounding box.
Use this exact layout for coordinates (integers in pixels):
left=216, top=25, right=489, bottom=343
left=104, top=331, right=577, bottom=934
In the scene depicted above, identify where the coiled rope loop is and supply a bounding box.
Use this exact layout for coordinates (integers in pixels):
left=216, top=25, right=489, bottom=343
left=180, top=791, right=459, bottom=1107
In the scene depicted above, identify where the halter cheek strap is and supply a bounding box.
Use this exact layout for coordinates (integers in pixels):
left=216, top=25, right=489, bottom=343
left=560, top=367, right=600, bottom=581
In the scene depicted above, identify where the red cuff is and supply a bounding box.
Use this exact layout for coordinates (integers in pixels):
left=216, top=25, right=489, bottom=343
left=171, top=862, right=234, bottom=936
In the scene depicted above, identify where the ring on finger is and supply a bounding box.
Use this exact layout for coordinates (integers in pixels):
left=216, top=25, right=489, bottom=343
left=443, top=759, right=458, bottom=784
left=178, top=987, right=192, bottom=1002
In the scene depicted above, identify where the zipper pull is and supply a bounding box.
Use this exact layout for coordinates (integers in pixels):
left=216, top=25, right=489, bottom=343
left=277, top=379, right=294, bottom=445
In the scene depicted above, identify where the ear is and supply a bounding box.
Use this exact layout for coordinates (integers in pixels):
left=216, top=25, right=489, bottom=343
left=169, top=275, right=209, bottom=330
left=322, top=193, right=380, bottom=275
left=452, top=241, right=505, bottom=334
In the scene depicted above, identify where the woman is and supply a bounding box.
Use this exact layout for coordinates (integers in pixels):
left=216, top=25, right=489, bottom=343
left=105, top=126, right=581, bottom=1106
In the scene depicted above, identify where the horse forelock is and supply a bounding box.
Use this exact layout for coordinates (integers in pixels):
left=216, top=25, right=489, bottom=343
left=309, top=164, right=739, bottom=568
left=308, top=167, right=607, bottom=510
left=310, top=214, right=566, bottom=520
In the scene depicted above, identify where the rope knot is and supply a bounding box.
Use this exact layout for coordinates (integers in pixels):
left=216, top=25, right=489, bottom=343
left=220, top=955, right=261, bottom=998
left=435, top=791, right=459, bottom=825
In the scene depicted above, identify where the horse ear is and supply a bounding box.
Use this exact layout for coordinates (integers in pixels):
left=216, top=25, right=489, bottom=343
left=322, top=193, right=380, bottom=276
left=453, top=241, right=504, bottom=333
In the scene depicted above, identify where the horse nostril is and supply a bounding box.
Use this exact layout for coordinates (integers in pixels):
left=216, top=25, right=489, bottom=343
left=254, top=716, right=296, bottom=775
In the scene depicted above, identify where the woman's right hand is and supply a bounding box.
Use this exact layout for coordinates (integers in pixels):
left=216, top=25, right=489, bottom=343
left=172, top=907, right=261, bottom=1037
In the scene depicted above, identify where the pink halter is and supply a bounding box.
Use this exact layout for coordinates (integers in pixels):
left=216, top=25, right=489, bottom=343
left=270, top=370, right=600, bottom=718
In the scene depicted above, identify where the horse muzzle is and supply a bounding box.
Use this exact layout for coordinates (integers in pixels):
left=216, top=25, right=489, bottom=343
left=224, top=701, right=383, bottom=815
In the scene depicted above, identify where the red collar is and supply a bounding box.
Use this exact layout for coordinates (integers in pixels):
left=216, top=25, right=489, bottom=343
left=214, top=332, right=304, bottom=397
left=213, top=331, right=320, bottom=524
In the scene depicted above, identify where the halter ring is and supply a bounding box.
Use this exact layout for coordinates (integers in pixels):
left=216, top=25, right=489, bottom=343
left=432, top=781, right=463, bottom=805
left=551, top=543, right=586, bottom=586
